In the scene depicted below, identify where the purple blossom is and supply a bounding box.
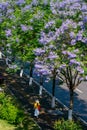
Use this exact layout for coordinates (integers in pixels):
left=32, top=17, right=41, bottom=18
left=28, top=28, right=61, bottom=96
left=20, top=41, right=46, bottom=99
left=34, top=48, right=45, bottom=56
left=76, top=31, right=83, bottom=41
left=48, top=52, right=58, bottom=59
left=16, top=38, right=19, bottom=42
left=62, top=51, right=76, bottom=58
left=23, top=5, right=31, bottom=11
left=71, top=39, right=76, bottom=45
left=59, top=64, right=66, bottom=69
left=67, top=52, right=76, bottom=58
left=73, top=49, right=79, bottom=53
left=15, top=0, right=25, bottom=6
left=70, top=59, right=81, bottom=66
left=59, top=2, right=66, bottom=8
left=69, top=32, right=75, bottom=39
left=78, top=21, right=85, bottom=29
left=39, top=31, right=48, bottom=45
left=70, top=2, right=81, bottom=10
left=83, top=16, right=87, bottom=24
left=61, top=23, right=68, bottom=31
left=79, top=77, right=84, bottom=81
left=43, top=0, right=48, bottom=6
left=49, top=44, right=55, bottom=49
left=35, top=64, right=43, bottom=69
left=39, top=69, right=50, bottom=75
left=62, top=51, right=67, bottom=55
left=55, top=29, right=60, bottom=38
left=78, top=21, right=83, bottom=27
left=32, top=0, right=38, bottom=6
left=51, top=9, right=57, bottom=15
left=76, top=66, right=84, bottom=74
left=5, top=29, right=12, bottom=37
left=0, top=2, right=9, bottom=10
left=48, top=31, right=54, bottom=38
left=82, top=38, right=87, bottom=44
left=0, top=4, right=3, bottom=9
left=0, top=18, right=2, bottom=23
left=85, top=76, right=87, bottom=80
left=81, top=4, right=87, bottom=12
left=34, top=64, right=51, bottom=76
left=21, top=24, right=28, bottom=31
left=45, top=21, right=55, bottom=29
left=28, top=26, right=33, bottom=30
left=45, top=77, right=50, bottom=82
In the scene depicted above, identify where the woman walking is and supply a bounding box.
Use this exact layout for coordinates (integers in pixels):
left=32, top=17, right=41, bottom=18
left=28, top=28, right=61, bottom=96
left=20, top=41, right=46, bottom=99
left=34, top=100, right=41, bottom=118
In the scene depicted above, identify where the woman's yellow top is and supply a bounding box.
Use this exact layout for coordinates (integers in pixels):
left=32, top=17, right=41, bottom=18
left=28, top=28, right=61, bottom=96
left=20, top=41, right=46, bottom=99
left=34, top=102, right=40, bottom=109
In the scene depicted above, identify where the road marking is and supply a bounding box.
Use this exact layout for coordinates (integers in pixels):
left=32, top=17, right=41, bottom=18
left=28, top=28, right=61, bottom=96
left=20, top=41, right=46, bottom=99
left=75, top=88, right=83, bottom=93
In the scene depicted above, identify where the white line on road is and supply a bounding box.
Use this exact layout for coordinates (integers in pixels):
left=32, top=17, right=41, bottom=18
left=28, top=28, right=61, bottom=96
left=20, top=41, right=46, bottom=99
left=75, top=88, right=83, bottom=93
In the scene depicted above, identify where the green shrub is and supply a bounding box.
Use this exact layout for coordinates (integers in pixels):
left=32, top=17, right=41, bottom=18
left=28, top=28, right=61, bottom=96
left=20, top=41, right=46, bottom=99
left=0, top=103, right=18, bottom=124
left=0, top=93, right=24, bottom=124
left=0, top=93, right=5, bottom=103
left=15, top=109, right=25, bottom=124
left=54, top=119, right=82, bottom=130
left=6, top=66, right=19, bottom=74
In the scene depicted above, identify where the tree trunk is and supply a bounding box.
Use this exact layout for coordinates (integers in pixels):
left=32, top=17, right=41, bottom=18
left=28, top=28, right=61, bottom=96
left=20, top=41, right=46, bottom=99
left=30, top=64, right=33, bottom=77
left=39, top=75, right=43, bottom=96
left=0, top=51, right=2, bottom=59
left=20, top=69, right=23, bottom=77
left=29, top=77, right=33, bottom=86
left=39, top=85, right=43, bottom=96
left=29, top=63, right=33, bottom=86
left=68, top=89, right=74, bottom=120
left=51, top=77, right=56, bottom=108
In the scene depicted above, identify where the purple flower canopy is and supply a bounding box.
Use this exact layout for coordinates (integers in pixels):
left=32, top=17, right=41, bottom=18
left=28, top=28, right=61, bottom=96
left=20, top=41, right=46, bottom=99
left=39, top=19, right=79, bottom=46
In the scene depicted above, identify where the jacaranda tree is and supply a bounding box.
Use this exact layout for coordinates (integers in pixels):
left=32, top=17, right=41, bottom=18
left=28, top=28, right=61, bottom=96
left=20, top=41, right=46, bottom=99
left=0, top=0, right=53, bottom=85
left=34, top=0, right=87, bottom=120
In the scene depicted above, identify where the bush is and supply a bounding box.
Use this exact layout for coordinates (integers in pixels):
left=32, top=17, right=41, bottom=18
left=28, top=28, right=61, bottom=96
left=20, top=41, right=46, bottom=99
left=54, top=119, right=82, bottom=130
left=0, top=93, right=24, bottom=124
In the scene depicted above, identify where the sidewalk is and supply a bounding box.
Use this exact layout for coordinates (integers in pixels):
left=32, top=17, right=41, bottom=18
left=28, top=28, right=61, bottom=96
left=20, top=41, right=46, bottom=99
left=0, top=59, right=86, bottom=130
